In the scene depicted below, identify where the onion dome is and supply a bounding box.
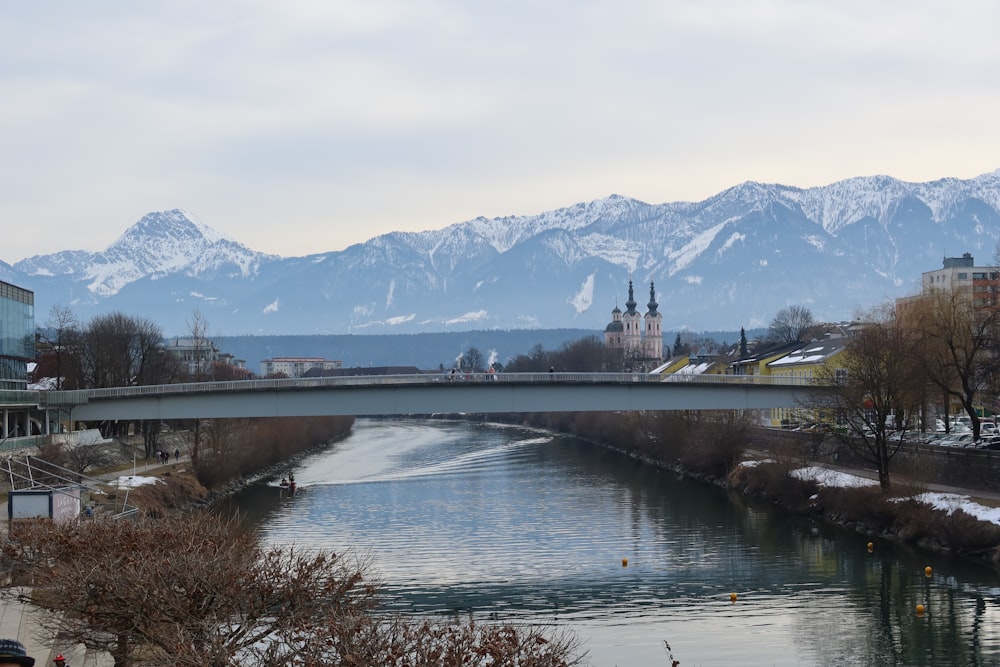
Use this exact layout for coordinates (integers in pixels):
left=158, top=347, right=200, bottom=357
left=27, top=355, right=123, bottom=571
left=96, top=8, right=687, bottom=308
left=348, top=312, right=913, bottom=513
left=647, top=282, right=659, bottom=314
left=624, top=280, right=638, bottom=314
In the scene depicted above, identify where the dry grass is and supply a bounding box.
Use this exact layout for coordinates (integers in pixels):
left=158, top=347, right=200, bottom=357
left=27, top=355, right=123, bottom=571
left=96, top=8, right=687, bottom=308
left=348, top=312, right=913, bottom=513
left=728, top=460, right=820, bottom=513
left=109, top=468, right=209, bottom=518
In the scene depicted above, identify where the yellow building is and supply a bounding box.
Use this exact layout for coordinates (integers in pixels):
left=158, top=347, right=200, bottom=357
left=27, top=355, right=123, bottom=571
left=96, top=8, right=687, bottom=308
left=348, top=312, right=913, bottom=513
left=729, top=340, right=805, bottom=379
left=766, top=337, right=850, bottom=427
left=652, top=352, right=728, bottom=377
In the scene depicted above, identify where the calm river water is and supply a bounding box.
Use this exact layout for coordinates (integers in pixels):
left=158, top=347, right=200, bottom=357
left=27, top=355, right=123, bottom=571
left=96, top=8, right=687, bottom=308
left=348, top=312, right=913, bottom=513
left=222, top=419, right=1000, bottom=666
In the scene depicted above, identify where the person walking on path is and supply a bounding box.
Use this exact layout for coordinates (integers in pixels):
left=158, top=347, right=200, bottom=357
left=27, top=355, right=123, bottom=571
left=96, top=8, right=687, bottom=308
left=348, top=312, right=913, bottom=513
left=0, top=638, right=34, bottom=666
left=52, top=656, right=67, bottom=667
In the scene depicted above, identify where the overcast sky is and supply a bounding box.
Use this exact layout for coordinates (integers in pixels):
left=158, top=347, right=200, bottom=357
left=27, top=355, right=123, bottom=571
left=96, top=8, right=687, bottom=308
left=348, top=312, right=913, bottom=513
left=3, top=1, right=999, bottom=263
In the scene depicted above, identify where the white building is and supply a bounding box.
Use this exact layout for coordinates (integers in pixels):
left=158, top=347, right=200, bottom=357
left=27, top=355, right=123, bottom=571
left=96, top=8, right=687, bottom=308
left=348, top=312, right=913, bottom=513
left=921, top=252, right=997, bottom=292
left=260, top=357, right=343, bottom=378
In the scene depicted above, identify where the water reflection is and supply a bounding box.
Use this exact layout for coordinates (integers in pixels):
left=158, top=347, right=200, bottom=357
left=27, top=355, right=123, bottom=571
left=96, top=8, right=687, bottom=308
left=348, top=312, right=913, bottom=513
left=218, top=419, right=1000, bottom=666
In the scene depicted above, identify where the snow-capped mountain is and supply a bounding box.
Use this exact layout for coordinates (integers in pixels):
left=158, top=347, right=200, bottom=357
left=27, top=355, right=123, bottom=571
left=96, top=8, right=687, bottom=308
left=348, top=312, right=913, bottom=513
left=7, top=170, right=1000, bottom=336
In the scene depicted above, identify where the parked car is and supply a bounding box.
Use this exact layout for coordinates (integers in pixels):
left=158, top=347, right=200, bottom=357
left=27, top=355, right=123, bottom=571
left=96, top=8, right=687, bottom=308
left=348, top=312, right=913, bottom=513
left=980, top=422, right=998, bottom=435
left=938, top=433, right=975, bottom=447
left=913, top=433, right=945, bottom=445
left=975, top=435, right=1000, bottom=450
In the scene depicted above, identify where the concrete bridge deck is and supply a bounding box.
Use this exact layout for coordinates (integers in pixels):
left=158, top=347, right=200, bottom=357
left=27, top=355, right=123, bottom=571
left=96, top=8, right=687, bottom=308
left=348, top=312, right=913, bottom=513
left=40, top=372, right=830, bottom=422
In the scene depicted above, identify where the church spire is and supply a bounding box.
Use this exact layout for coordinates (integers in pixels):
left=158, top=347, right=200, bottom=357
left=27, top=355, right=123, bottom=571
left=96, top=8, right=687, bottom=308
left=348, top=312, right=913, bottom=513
left=625, top=280, right=637, bottom=314
left=647, top=281, right=658, bottom=314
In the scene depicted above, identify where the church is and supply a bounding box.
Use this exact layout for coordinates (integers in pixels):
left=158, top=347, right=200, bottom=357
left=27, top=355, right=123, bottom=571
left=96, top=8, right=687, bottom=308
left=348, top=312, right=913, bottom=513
left=604, top=280, right=663, bottom=364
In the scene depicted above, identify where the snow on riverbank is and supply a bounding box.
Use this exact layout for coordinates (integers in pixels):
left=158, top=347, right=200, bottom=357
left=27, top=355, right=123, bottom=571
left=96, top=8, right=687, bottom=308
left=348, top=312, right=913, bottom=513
left=789, top=465, right=1000, bottom=526
left=791, top=466, right=878, bottom=489
left=114, top=475, right=161, bottom=488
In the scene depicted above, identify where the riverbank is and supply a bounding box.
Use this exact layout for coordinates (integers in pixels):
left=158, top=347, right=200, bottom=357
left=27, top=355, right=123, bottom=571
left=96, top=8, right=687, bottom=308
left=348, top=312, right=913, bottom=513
left=481, top=410, right=1000, bottom=570
left=733, top=460, right=1000, bottom=565
left=637, top=427, right=1000, bottom=568
left=116, top=429, right=349, bottom=516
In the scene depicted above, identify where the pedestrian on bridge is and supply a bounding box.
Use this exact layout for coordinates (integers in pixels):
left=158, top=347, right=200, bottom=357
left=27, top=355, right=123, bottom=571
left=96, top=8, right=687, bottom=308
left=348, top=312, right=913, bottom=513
left=0, top=638, right=34, bottom=666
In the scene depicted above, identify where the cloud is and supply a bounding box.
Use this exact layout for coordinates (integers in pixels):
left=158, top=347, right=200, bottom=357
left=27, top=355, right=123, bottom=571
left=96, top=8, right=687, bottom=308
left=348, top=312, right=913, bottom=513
left=445, top=310, right=488, bottom=325
left=3, top=1, right=1000, bottom=263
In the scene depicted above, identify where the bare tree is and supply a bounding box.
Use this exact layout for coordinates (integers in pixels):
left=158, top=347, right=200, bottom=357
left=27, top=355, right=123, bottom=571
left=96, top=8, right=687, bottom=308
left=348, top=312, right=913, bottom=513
left=35, top=439, right=117, bottom=477
left=79, top=312, right=179, bottom=388
left=621, top=345, right=649, bottom=373
left=1, top=513, right=584, bottom=667
left=768, top=305, right=815, bottom=343
left=138, top=419, right=162, bottom=460
left=557, top=336, right=619, bottom=372
left=40, top=305, right=81, bottom=390
left=908, top=287, right=1000, bottom=441
left=463, top=346, right=486, bottom=373
left=77, top=312, right=182, bottom=440
left=814, top=305, right=922, bottom=490
left=504, top=344, right=550, bottom=372
left=186, top=308, right=216, bottom=381
left=195, top=418, right=257, bottom=487
left=180, top=309, right=216, bottom=465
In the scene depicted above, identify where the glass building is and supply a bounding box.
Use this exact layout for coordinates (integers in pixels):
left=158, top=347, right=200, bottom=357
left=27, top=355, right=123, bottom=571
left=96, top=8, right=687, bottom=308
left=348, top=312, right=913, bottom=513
left=0, top=279, right=34, bottom=390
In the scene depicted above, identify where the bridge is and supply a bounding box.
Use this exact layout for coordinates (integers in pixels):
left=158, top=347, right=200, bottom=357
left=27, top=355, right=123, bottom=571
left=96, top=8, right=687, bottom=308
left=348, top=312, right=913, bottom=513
left=42, top=372, right=831, bottom=422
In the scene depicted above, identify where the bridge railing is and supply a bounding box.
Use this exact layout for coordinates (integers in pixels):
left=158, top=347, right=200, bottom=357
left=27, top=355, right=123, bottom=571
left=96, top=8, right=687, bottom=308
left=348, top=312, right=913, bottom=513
left=0, top=390, right=42, bottom=405
left=40, top=372, right=828, bottom=406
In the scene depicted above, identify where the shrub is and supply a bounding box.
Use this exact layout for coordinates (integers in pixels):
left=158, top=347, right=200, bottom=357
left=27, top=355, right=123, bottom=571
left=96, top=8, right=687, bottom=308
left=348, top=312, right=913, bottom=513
left=1, top=512, right=585, bottom=667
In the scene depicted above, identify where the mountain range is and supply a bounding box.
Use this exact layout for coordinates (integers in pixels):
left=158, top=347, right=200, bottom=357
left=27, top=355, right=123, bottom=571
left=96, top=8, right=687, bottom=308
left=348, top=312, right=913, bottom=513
left=5, top=169, right=1000, bottom=338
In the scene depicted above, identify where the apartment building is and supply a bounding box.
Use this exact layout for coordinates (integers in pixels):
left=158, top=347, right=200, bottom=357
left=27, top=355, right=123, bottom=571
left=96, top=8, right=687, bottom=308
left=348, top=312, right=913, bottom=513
left=260, top=357, right=343, bottom=378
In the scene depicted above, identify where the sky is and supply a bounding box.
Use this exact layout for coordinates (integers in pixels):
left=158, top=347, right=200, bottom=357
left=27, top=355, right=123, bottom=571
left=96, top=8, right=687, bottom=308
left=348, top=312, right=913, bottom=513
left=3, top=1, right=1000, bottom=263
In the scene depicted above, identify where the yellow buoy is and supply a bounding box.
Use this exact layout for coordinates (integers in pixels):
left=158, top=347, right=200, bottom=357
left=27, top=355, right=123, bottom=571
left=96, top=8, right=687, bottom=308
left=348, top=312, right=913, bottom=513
left=621, top=558, right=628, bottom=567
left=916, top=603, right=925, bottom=616
left=730, top=592, right=738, bottom=603
left=924, top=566, right=933, bottom=577
left=867, top=542, right=874, bottom=553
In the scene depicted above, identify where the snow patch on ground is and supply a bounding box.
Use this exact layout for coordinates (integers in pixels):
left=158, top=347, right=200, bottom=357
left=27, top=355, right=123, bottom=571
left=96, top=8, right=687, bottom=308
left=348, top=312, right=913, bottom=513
left=913, top=492, right=1000, bottom=525
left=746, top=462, right=1000, bottom=526
left=791, top=466, right=879, bottom=489
left=114, top=475, right=161, bottom=488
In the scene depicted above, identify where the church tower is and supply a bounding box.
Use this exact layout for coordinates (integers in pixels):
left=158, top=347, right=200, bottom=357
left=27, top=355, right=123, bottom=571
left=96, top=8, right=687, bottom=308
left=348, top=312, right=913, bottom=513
left=621, top=280, right=642, bottom=354
left=643, top=281, right=663, bottom=362
left=604, top=302, right=624, bottom=349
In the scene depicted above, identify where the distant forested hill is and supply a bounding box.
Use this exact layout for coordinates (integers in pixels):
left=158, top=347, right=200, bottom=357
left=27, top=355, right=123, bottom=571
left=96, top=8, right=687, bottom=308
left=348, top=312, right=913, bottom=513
left=216, top=329, right=600, bottom=375
left=215, top=328, right=750, bottom=376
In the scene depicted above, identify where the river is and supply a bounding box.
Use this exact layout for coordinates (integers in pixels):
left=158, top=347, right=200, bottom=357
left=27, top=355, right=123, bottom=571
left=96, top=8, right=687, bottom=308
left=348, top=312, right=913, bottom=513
left=221, top=418, right=1000, bottom=666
